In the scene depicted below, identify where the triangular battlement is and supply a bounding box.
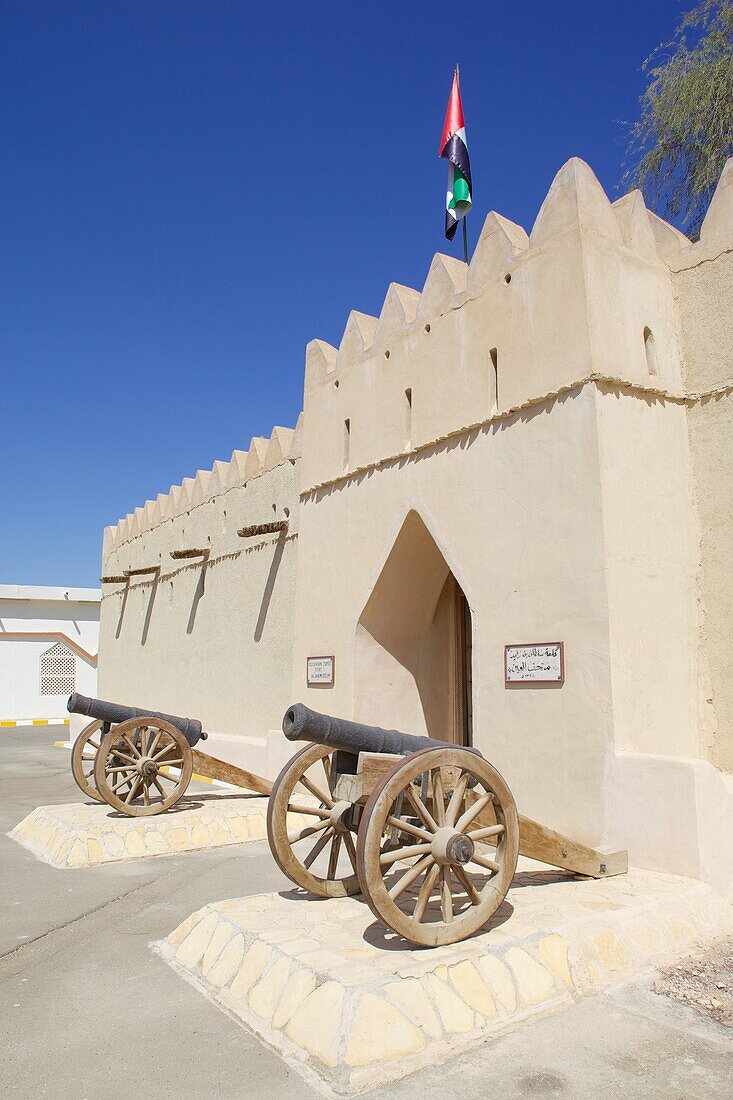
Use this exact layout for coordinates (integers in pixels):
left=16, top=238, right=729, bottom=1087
left=468, top=211, right=529, bottom=294
left=530, top=157, right=621, bottom=246
left=611, top=191, right=658, bottom=258
left=374, top=284, right=421, bottom=344
left=299, top=155, right=732, bottom=489
left=105, top=420, right=302, bottom=556
left=309, top=156, right=732, bottom=388
left=105, top=156, right=732, bottom=551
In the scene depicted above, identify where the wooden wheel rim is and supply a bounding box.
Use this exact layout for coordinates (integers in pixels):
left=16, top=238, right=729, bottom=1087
left=71, top=720, right=106, bottom=801
left=267, top=743, right=361, bottom=898
left=356, top=747, right=519, bottom=947
left=93, top=717, right=193, bottom=817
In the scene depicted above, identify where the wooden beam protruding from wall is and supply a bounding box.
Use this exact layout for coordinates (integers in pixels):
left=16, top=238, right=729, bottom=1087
left=237, top=520, right=289, bottom=538
left=170, top=549, right=210, bottom=560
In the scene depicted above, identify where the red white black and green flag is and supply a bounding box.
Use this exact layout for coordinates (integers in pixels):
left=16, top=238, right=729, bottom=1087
left=439, top=69, right=472, bottom=241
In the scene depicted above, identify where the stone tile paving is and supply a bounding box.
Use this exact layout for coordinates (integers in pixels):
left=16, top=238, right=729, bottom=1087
left=10, top=794, right=311, bottom=868
left=155, top=862, right=733, bottom=1094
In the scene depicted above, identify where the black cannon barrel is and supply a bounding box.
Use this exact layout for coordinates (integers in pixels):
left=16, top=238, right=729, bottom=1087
left=283, top=703, right=479, bottom=758
left=67, top=693, right=205, bottom=745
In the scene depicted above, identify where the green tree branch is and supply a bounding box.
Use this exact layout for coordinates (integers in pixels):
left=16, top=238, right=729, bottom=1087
left=623, top=0, right=732, bottom=239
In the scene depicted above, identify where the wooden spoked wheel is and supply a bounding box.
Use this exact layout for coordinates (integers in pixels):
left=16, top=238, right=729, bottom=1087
left=267, top=744, right=361, bottom=898
left=356, top=746, right=519, bottom=947
left=93, top=717, right=193, bottom=817
left=70, top=720, right=107, bottom=802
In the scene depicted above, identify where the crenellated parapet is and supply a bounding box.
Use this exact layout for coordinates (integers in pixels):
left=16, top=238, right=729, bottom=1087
left=102, top=418, right=302, bottom=563
left=300, top=156, right=732, bottom=491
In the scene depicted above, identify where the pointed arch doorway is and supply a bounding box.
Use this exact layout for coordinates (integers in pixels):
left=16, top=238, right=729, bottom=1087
left=354, top=511, right=473, bottom=746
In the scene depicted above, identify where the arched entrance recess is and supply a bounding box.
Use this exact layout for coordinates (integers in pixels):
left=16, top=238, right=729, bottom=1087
left=354, top=511, right=473, bottom=745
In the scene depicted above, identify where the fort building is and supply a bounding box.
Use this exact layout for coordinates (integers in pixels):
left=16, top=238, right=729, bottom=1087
left=97, top=156, right=733, bottom=899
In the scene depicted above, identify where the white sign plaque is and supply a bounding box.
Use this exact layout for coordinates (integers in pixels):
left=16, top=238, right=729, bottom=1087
left=307, top=655, right=335, bottom=686
left=505, top=642, right=564, bottom=684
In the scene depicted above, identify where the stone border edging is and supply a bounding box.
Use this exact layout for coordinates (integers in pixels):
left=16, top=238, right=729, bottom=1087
left=155, top=869, right=733, bottom=1093
left=9, top=798, right=310, bottom=868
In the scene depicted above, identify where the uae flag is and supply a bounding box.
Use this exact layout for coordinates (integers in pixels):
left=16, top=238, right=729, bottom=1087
left=439, top=70, right=472, bottom=241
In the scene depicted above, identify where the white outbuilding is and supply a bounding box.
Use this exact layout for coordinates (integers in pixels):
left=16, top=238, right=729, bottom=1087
left=0, top=585, right=100, bottom=727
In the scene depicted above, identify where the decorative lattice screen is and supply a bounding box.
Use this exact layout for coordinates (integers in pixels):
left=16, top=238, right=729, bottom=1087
left=39, top=643, right=76, bottom=696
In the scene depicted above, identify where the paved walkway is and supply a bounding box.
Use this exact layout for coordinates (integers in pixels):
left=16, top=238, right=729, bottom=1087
left=1, top=727, right=731, bottom=1098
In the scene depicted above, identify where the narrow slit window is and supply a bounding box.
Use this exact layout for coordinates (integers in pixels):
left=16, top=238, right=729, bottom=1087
left=343, top=418, right=351, bottom=471
left=490, top=348, right=499, bottom=411
left=404, top=388, right=412, bottom=447
left=643, top=327, right=658, bottom=377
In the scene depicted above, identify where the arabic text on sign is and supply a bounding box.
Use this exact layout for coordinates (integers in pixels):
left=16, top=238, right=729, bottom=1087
left=505, top=644, right=563, bottom=683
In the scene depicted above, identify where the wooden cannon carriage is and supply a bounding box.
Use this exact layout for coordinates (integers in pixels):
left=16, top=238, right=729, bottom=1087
left=68, top=693, right=273, bottom=816
left=266, top=704, right=628, bottom=947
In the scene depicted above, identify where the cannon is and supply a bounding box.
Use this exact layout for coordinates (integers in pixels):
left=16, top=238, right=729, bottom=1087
left=68, top=693, right=272, bottom=818
left=267, top=703, right=628, bottom=947
left=68, top=692, right=205, bottom=744
left=68, top=693, right=628, bottom=947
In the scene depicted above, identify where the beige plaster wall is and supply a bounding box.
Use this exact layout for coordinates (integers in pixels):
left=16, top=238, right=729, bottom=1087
left=686, top=393, right=733, bottom=772
left=98, top=459, right=298, bottom=742
left=674, top=253, right=733, bottom=391
left=674, top=247, right=733, bottom=773
left=293, top=384, right=615, bottom=847
left=594, top=384, right=702, bottom=759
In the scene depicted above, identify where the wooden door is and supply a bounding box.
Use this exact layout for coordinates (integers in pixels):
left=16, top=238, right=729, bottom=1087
left=452, top=583, right=473, bottom=747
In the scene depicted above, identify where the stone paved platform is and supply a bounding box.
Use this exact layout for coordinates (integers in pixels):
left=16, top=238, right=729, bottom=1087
left=10, top=793, right=310, bottom=868
left=156, top=863, right=733, bottom=1094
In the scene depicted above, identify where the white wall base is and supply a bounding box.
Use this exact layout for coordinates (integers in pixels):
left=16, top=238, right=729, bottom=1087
left=608, top=750, right=733, bottom=902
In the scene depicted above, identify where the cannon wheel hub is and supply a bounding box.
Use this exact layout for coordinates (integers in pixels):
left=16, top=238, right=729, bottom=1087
left=431, top=826, right=475, bottom=866
left=328, top=800, right=353, bottom=831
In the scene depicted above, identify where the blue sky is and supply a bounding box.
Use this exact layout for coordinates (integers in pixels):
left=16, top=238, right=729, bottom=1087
left=2, top=1, right=689, bottom=587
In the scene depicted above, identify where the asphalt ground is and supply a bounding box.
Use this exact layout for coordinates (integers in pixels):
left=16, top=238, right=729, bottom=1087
left=1, top=726, right=731, bottom=1099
